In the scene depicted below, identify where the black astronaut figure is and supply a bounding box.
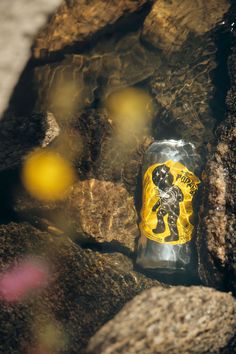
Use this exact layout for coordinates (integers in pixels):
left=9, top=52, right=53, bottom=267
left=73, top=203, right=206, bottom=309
left=152, top=164, right=183, bottom=242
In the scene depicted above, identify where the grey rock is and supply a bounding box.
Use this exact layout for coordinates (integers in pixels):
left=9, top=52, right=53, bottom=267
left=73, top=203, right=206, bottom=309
left=0, top=0, right=62, bottom=119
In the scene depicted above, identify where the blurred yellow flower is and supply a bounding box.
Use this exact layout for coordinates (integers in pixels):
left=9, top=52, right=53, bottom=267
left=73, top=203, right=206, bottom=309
left=106, top=87, right=154, bottom=131
left=22, top=149, right=76, bottom=201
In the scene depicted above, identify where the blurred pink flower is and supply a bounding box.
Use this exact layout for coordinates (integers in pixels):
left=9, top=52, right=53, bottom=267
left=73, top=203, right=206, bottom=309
left=0, top=258, right=48, bottom=302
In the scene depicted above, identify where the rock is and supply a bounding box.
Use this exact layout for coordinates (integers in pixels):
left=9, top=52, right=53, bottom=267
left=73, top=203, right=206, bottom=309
left=33, top=0, right=149, bottom=59
left=87, top=286, right=236, bottom=354
left=0, top=111, right=59, bottom=171
left=0, top=0, right=62, bottom=119
left=142, top=0, right=230, bottom=53
left=95, top=132, right=154, bottom=194
left=14, top=179, right=139, bottom=253
left=0, top=222, right=160, bottom=354
left=33, top=31, right=159, bottom=119
left=197, top=114, right=236, bottom=292
left=66, top=179, right=139, bottom=252
left=197, top=48, right=236, bottom=293
left=150, top=35, right=217, bottom=149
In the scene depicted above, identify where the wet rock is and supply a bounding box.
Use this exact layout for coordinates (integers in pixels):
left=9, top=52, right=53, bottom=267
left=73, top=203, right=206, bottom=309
left=34, top=31, right=159, bottom=119
left=0, top=111, right=59, bottom=171
left=142, top=0, right=230, bottom=53
left=14, top=179, right=139, bottom=253
left=0, top=222, right=160, bottom=354
left=0, top=0, right=62, bottom=119
left=95, top=133, right=154, bottom=194
left=87, top=286, right=236, bottom=354
left=150, top=36, right=217, bottom=149
left=33, top=0, right=149, bottom=59
left=197, top=49, right=236, bottom=293
left=66, top=179, right=139, bottom=252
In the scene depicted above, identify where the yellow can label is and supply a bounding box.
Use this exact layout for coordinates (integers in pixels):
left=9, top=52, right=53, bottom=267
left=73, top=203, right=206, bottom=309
left=140, top=160, right=201, bottom=245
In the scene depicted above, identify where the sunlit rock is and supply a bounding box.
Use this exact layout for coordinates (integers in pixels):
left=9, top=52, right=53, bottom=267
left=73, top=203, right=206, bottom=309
left=87, top=286, right=236, bottom=354
left=34, top=31, right=159, bottom=119
left=66, top=179, right=139, bottom=252
left=33, top=0, right=148, bottom=58
left=142, top=0, right=230, bottom=53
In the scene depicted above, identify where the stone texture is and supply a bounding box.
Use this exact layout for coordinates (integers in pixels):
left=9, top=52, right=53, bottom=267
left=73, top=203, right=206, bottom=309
left=14, top=179, right=139, bottom=253
left=150, top=35, right=217, bottom=149
left=33, top=31, right=159, bottom=119
left=66, top=179, right=139, bottom=252
left=197, top=48, right=236, bottom=292
left=87, top=286, right=236, bottom=354
left=0, top=0, right=62, bottom=119
left=0, top=111, right=59, bottom=171
left=33, top=0, right=149, bottom=59
left=0, top=222, right=160, bottom=354
left=142, top=0, right=230, bottom=53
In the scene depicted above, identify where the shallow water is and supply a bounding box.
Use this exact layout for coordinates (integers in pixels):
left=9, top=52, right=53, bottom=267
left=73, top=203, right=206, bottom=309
left=1, top=0, right=236, bottom=287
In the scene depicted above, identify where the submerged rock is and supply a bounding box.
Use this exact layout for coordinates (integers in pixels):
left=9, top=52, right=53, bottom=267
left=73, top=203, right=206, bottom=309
left=33, top=0, right=148, bottom=58
left=0, top=222, right=160, bottom=354
left=142, top=0, right=230, bottom=53
left=14, top=179, right=139, bottom=253
left=197, top=50, right=236, bottom=293
left=0, top=111, right=59, bottom=171
left=87, top=286, right=236, bottom=354
left=34, top=31, right=159, bottom=119
left=150, top=35, right=217, bottom=149
left=66, top=179, right=139, bottom=252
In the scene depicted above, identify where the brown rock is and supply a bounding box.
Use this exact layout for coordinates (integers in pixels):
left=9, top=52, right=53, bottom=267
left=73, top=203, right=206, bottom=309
left=66, top=179, right=139, bottom=252
left=14, top=179, right=139, bottom=252
left=87, top=286, right=236, bottom=354
left=196, top=48, right=236, bottom=293
left=33, top=31, right=159, bottom=119
left=0, top=222, right=160, bottom=354
left=150, top=35, right=217, bottom=148
left=33, top=0, right=148, bottom=58
left=142, top=0, right=230, bottom=53
left=197, top=115, right=236, bottom=292
left=0, top=111, right=59, bottom=171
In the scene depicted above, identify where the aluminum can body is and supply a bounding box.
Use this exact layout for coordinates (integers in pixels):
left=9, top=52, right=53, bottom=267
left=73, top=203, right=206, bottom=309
left=137, top=140, right=201, bottom=273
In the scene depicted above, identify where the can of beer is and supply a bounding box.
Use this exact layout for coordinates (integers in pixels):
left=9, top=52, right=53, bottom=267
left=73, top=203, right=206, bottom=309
left=137, top=140, right=201, bottom=273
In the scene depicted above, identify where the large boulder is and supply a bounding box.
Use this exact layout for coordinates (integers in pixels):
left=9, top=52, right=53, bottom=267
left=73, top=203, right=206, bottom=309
left=33, top=0, right=149, bottom=59
left=0, top=222, right=160, bottom=353
left=197, top=49, right=236, bottom=293
left=87, top=286, right=236, bottom=354
left=0, top=0, right=62, bottom=119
